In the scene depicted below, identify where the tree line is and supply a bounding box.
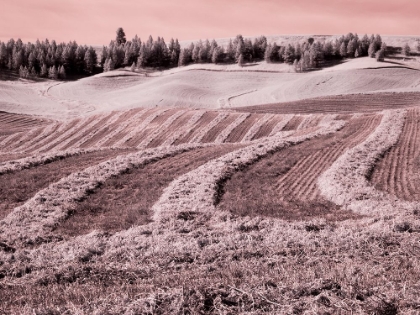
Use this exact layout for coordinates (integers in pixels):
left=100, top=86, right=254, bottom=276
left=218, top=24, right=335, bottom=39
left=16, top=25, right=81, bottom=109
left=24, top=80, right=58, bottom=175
left=2, top=28, right=420, bottom=80
left=0, top=38, right=98, bottom=79
left=101, top=29, right=390, bottom=73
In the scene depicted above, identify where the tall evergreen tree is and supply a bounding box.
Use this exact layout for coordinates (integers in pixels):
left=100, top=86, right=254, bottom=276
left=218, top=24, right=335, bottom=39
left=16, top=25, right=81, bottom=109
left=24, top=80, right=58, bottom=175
left=402, top=43, right=411, bottom=57
left=116, top=28, right=127, bottom=46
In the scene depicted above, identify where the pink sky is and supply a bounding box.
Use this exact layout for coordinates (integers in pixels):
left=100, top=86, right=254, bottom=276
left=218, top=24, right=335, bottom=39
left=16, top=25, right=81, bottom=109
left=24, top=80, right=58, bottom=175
left=1, top=0, right=419, bottom=45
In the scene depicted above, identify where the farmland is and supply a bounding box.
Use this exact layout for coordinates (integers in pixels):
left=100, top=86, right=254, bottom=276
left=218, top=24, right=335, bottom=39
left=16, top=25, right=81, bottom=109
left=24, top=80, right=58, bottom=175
left=1, top=56, right=420, bottom=314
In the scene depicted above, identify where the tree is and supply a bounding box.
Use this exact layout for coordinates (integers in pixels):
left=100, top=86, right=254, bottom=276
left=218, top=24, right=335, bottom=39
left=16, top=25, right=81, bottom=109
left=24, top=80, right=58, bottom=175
left=368, top=43, right=376, bottom=58
left=211, top=47, right=223, bottom=64
left=376, top=49, right=385, bottom=62
left=40, top=63, right=48, bottom=77
left=130, top=62, right=136, bottom=72
left=402, top=43, right=411, bottom=57
left=283, top=44, right=295, bottom=64
left=417, top=40, right=420, bottom=53
left=58, top=65, right=66, bottom=79
left=116, top=27, right=127, bottom=46
left=48, top=65, right=58, bottom=79
left=339, top=42, right=347, bottom=58
left=238, top=53, right=244, bottom=67
left=225, top=39, right=235, bottom=62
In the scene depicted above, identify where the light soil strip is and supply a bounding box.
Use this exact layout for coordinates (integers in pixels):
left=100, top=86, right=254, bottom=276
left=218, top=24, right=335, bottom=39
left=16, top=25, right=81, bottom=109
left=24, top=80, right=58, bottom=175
left=63, top=111, right=118, bottom=150
left=6, top=125, right=49, bottom=152
left=0, top=143, right=206, bottom=245
left=160, top=110, right=206, bottom=146
left=29, top=119, right=82, bottom=153
left=214, top=113, right=251, bottom=143
left=81, top=110, right=130, bottom=148
left=175, top=111, right=219, bottom=144
left=53, top=115, right=106, bottom=151
left=91, top=108, right=149, bottom=148
left=241, top=113, right=275, bottom=142
left=268, top=114, right=294, bottom=136
left=111, top=108, right=169, bottom=148
left=189, top=112, right=230, bottom=143
left=199, top=113, right=237, bottom=143
left=137, top=110, right=187, bottom=149
left=17, top=122, right=62, bottom=153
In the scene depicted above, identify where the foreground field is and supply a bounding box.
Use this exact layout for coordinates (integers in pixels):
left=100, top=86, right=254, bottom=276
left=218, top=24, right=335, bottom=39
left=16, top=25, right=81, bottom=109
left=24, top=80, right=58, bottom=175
left=1, top=59, right=420, bottom=314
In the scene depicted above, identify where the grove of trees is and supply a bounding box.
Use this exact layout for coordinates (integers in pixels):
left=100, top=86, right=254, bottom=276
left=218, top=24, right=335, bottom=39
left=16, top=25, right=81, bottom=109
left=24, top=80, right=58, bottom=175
left=4, top=28, right=414, bottom=80
left=0, top=38, right=98, bottom=79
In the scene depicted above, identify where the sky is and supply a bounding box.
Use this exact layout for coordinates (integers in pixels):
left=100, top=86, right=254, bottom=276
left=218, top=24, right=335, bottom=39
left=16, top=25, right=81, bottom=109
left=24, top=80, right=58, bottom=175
left=1, top=0, right=419, bottom=45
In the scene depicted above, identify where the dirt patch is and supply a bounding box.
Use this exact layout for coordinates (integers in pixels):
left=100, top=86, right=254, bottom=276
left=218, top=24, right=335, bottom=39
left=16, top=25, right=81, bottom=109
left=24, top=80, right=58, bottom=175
left=56, top=145, right=242, bottom=236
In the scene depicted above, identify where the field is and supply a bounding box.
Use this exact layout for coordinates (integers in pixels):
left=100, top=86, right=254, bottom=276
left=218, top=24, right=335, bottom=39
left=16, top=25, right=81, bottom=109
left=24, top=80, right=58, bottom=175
left=1, top=55, right=420, bottom=314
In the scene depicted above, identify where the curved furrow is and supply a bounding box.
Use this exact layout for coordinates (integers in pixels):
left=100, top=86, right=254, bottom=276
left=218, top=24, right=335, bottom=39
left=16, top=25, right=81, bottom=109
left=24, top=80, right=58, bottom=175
left=96, top=109, right=150, bottom=147
left=28, top=119, right=81, bottom=153
left=5, top=125, right=50, bottom=151
left=282, top=115, right=304, bottom=131
left=276, top=115, right=381, bottom=204
left=268, top=114, right=294, bottom=136
left=137, top=109, right=187, bottom=148
left=17, top=122, right=62, bottom=153
left=63, top=111, right=118, bottom=150
left=175, top=111, right=218, bottom=144
left=0, top=148, right=136, bottom=222
left=56, top=144, right=242, bottom=237
left=83, top=110, right=135, bottom=148
left=241, top=113, right=275, bottom=142
left=160, top=110, right=205, bottom=146
left=0, top=132, right=24, bottom=149
left=153, top=119, right=345, bottom=222
left=54, top=114, right=107, bottom=151
left=318, top=109, right=417, bottom=216
left=200, top=113, right=237, bottom=143
left=0, top=143, right=206, bottom=245
left=371, top=108, right=420, bottom=201
left=111, top=108, right=169, bottom=147
left=214, top=113, right=250, bottom=143
left=189, top=112, right=230, bottom=143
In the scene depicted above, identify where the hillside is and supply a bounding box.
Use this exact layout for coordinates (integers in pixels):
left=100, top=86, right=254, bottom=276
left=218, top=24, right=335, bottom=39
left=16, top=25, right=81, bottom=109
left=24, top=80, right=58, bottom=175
left=1, top=42, right=420, bottom=313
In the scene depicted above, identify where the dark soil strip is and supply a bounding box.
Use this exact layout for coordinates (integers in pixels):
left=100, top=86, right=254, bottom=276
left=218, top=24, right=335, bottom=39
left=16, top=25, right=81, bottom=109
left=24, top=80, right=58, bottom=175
left=148, top=111, right=195, bottom=148
left=175, top=111, right=218, bottom=144
left=282, top=116, right=303, bottom=131
left=225, top=114, right=260, bottom=143
left=216, top=117, right=377, bottom=222
left=0, top=149, right=136, bottom=220
left=56, top=144, right=243, bottom=237
left=200, top=114, right=237, bottom=143
left=252, top=115, right=284, bottom=140
left=235, top=92, right=420, bottom=114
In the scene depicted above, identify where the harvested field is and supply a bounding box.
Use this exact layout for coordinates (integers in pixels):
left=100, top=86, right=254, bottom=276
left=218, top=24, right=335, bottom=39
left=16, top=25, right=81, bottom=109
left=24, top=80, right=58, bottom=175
left=0, top=149, right=135, bottom=220
left=200, top=113, right=237, bottom=143
left=217, top=114, right=381, bottom=221
left=57, top=144, right=242, bottom=237
left=370, top=108, right=420, bottom=201
left=237, top=92, right=420, bottom=114
left=2, top=55, right=420, bottom=314
left=224, top=113, right=260, bottom=143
